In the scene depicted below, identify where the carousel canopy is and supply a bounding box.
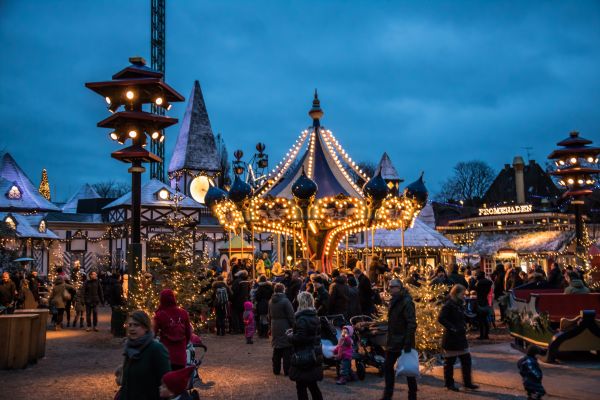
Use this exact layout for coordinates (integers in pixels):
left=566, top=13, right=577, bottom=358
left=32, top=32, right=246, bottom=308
left=351, top=218, right=456, bottom=250
left=466, top=230, right=575, bottom=256
left=259, top=91, right=368, bottom=199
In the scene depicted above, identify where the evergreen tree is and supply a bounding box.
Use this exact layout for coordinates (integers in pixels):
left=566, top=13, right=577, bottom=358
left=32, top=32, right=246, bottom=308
left=38, top=169, right=51, bottom=201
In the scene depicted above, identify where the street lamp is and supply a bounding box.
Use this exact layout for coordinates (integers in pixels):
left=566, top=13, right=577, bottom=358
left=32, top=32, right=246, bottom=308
left=85, top=56, right=184, bottom=288
left=548, top=131, right=600, bottom=264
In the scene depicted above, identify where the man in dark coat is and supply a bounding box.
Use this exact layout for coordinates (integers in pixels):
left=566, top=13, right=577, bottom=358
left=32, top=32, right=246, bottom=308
left=28, top=271, right=40, bottom=303
left=231, top=270, right=250, bottom=334
left=0, top=272, right=17, bottom=313
left=474, top=271, right=493, bottom=340
left=312, top=276, right=329, bottom=317
left=328, top=274, right=350, bottom=317
left=255, top=276, right=274, bottom=337
left=346, top=276, right=362, bottom=319
left=448, top=264, right=468, bottom=288
left=269, top=283, right=295, bottom=376
left=547, top=262, right=564, bottom=289
left=381, top=279, right=417, bottom=400
left=84, top=271, right=104, bottom=331
left=354, top=268, right=376, bottom=316
left=286, top=270, right=302, bottom=309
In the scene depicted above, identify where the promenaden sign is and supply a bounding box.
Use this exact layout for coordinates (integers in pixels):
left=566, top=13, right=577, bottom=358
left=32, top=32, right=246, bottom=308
left=478, top=204, right=533, bottom=216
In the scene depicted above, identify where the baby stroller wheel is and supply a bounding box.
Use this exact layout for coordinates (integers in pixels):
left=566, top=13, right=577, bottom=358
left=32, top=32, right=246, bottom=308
left=356, top=361, right=366, bottom=381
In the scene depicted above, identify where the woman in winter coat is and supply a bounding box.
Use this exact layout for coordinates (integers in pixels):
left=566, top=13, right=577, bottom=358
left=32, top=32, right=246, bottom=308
left=346, top=276, right=362, bottom=319
left=288, top=291, right=323, bottom=400
left=255, top=275, right=274, bottom=338
left=49, top=276, right=75, bottom=330
left=212, top=276, right=232, bottom=336
left=120, top=310, right=171, bottom=400
left=328, top=274, right=350, bottom=317
left=438, top=284, right=479, bottom=392
left=153, top=289, right=192, bottom=370
left=269, top=283, right=295, bottom=376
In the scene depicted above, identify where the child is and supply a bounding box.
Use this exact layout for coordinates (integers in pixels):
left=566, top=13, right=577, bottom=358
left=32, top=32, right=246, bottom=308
left=517, top=345, right=546, bottom=400
left=159, top=366, right=198, bottom=400
left=243, top=301, right=255, bottom=344
left=334, top=325, right=354, bottom=385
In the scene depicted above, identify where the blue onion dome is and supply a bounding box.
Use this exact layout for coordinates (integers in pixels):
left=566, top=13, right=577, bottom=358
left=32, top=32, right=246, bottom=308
left=292, top=167, right=318, bottom=200
left=404, top=172, right=428, bottom=208
left=204, top=185, right=228, bottom=208
left=228, top=174, right=253, bottom=203
left=363, top=169, right=389, bottom=202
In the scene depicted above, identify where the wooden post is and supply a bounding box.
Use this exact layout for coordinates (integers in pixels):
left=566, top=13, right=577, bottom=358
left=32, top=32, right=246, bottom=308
left=277, top=233, right=281, bottom=264
left=401, top=220, right=406, bottom=266
left=345, top=233, right=349, bottom=268
left=251, top=225, right=255, bottom=280
left=284, top=234, right=288, bottom=267
left=293, top=228, right=297, bottom=267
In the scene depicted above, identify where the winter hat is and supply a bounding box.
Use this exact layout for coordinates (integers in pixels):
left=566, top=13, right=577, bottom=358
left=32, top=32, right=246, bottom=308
left=159, top=289, right=177, bottom=308
left=162, top=366, right=195, bottom=395
left=129, top=310, right=152, bottom=331
left=244, top=301, right=253, bottom=311
left=342, top=325, right=354, bottom=336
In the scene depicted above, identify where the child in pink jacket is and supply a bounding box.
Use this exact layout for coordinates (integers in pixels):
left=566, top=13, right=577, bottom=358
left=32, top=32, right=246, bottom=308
left=243, top=301, right=255, bottom=344
left=334, top=325, right=354, bottom=384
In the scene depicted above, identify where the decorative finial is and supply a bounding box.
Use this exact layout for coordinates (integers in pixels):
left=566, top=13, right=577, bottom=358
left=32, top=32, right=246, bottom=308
left=308, top=89, right=324, bottom=122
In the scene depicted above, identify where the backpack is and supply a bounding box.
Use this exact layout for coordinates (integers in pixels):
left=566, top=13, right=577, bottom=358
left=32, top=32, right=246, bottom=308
left=215, top=287, right=229, bottom=307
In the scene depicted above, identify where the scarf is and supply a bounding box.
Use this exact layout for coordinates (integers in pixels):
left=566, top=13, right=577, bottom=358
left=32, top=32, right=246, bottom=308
left=124, top=332, right=154, bottom=360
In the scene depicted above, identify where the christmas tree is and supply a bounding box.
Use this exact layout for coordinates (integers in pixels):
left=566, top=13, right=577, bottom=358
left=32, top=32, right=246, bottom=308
left=38, top=169, right=51, bottom=201
left=128, top=195, right=215, bottom=331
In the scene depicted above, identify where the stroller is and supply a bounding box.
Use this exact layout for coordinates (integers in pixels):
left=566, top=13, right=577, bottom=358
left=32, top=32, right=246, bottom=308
left=350, top=315, right=387, bottom=379
left=184, top=333, right=208, bottom=399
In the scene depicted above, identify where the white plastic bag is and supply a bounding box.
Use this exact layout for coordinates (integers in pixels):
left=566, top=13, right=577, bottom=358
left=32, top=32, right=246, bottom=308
left=395, top=349, right=420, bottom=378
left=321, top=341, right=337, bottom=359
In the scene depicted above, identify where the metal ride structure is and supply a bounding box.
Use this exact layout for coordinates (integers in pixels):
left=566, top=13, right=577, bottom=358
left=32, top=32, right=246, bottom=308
left=150, top=0, right=167, bottom=182
left=205, top=91, right=428, bottom=272
left=85, top=57, right=184, bottom=289
left=548, top=131, right=600, bottom=264
left=231, top=143, right=270, bottom=188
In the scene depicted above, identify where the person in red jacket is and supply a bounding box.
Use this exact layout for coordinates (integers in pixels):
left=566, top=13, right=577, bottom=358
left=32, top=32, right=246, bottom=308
left=153, top=289, right=192, bottom=370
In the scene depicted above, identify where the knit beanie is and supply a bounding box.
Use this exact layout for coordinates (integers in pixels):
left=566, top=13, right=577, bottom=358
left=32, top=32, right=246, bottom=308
left=162, top=366, right=195, bottom=395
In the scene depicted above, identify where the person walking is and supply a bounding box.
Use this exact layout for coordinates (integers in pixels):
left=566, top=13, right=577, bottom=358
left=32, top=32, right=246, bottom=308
left=269, top=283, right=295, bottom=376
left=212, top=275, right=232, bottom=336
left=491, top=263, right=506, bottom=321
left=474, top=271, right=493, bottom=340
left=231, top=270, right=251, bottom=334
left=0, top=271, right=17, bottom=314
left=328, top=274, right=350, bottom=318
left=311, top=276, right=329, bottom=317
left=354, top=267, right=376, bottom=316
left=288, top=291, right=323, bottom=400
left=255, top=275, right=274, bottom=338
left=73, top=273, right=86, bottom=329
left=243, top=300, right=255, bottom=344
left=119, top=310, right=171, bottom=400
left=49, top=276, right=75, bottom=330
left=153, top=289, right=192, bottom=370
left=380, top=279, right=417, bottom=400
left=517, top=345, right=546, bottom=400
left=438, top=284, right=479, bottom=392
left=28, top=270, right=41, bottom=305
left=64, top=279, right=76, bottom=327
left=84, top=271, right=104, bottom=331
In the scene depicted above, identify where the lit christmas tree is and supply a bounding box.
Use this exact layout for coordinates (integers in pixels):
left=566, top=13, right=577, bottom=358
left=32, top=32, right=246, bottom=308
left=128, top=195, right=215, bottom=331
left=38, top=169, right=51, bottom=201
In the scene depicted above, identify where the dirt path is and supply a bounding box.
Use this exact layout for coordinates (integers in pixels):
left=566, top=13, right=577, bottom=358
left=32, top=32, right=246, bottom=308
left=1, top=307, right=529, bottom=399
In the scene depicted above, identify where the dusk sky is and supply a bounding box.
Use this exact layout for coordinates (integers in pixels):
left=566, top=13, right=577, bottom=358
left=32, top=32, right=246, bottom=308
left=1, top=1, right=600, bottom=201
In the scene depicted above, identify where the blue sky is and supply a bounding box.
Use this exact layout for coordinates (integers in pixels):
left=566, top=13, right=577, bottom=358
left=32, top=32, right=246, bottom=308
left=1, top=0, right=600, bottom=201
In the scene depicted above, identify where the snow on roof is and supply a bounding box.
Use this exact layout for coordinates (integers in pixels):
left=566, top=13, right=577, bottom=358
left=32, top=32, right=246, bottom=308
left=467, top=230, right=575, bottom=256
left=0, top=212, right=59, bottom=239
left=376, top=152, right=401, bottom=181
left=62, top=184, right=101, bottom=213
left=103, top=179, right=204, bottom=209
left=418, top=202, right=436, bottom=229
left=0, top=153, right=60, bottom=212
left=352, top=218, right=456, bottom=249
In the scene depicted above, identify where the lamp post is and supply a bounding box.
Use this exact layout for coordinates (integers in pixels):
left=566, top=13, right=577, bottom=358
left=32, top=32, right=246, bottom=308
left=86, top=57, right=184, bottom=290
left=548, top=131, right=600, bottom=265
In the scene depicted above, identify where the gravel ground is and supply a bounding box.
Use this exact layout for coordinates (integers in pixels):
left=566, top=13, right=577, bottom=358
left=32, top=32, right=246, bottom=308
left=0, top=308, right=528, bottom=400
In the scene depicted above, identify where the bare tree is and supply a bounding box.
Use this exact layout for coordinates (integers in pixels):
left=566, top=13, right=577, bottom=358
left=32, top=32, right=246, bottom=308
left=92, top=181, right=130, bottom=198
left=215, top=133, right=231, bottom=187
left=349, top=161, right=376, bottom=187
left=436, top=160, right=495, bottom=202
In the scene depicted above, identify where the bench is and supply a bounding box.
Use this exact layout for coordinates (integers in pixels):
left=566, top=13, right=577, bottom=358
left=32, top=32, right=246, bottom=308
left=547, top=310, right=600, bottom=362
left=512, top=288, right=563, bottom=303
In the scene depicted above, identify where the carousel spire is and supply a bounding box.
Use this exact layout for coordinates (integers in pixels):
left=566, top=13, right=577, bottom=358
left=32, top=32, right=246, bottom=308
left=308, top=89, right=323, bottom=127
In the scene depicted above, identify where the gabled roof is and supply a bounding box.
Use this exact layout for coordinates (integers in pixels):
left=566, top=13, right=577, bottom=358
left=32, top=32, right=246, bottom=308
left=168, top=80, right=220, bottom=174
left=376, top=152, right=402, bottom=182
left=467, top=230, right=574, bottom=256
left=351, top=218, right=456, bottom=249
left=62, top=184, right=101, bottom=213
left=0, top=153, right=60, bottom=212
left=0, top=212, right=59, bottom=239
left=103, top=179, right=204, bottom=209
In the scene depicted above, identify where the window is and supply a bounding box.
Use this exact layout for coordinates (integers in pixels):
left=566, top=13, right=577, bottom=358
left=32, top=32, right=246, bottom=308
left=39, top=220, right=46, bottom=233
left=5, top=216, right=16, bottom=230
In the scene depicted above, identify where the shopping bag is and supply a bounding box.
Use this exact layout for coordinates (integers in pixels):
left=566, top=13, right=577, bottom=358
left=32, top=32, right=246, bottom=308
left=395, top=349, right=420, bottom=378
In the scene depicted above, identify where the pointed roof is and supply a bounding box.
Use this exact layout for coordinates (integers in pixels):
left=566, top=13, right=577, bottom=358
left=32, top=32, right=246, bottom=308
left=62, top=184, right=101, bottom=213
left=377, top=152, right=402, bottom=182
left=0, top=153, right=60, bottom=212
left=263, top=92, right=366, bottom=199
left=168, top=80, right=220, bottom=174
left=103, top=179, right=204, bottom=209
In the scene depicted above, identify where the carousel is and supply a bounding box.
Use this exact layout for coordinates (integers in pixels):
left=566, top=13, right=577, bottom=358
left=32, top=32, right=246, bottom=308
left=205, top=92, right=428, bottom=272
